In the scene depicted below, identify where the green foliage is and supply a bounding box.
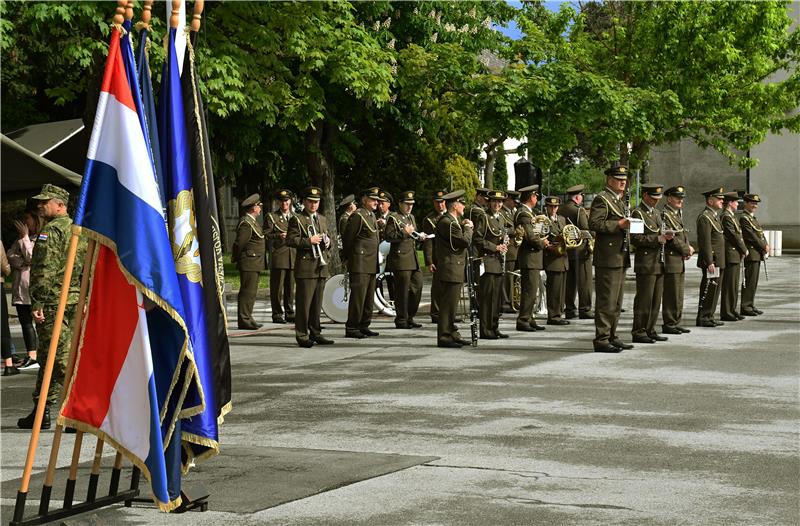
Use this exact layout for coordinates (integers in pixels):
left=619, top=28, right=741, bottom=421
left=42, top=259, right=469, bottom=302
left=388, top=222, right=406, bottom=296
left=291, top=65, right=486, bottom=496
left=444, top=154, right=479, bottom=202
left=546, top=160, right=605, bottom=197
left=494, top=150, right=509, bottom=190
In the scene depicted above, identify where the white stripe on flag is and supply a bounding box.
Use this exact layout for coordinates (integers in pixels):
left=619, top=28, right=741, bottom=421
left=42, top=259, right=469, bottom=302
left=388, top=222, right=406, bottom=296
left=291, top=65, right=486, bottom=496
left=87, top=92, right=164, bottom=216
left=99, top=290, right=154, bottom=460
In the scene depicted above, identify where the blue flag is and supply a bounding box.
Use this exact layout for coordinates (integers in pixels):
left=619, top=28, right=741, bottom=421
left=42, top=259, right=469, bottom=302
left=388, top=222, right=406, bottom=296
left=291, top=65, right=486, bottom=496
left=158, top=27, right=219, bottom=468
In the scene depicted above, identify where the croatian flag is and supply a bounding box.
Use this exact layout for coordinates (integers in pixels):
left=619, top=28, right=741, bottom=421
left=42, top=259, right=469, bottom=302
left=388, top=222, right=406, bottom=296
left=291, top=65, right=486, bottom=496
left=59, top=28, right=201, bottom=512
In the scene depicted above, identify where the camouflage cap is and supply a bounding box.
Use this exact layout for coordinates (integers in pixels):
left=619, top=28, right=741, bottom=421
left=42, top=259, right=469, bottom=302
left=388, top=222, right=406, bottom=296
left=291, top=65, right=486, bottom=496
left=33, top=184, right=69, bottom=202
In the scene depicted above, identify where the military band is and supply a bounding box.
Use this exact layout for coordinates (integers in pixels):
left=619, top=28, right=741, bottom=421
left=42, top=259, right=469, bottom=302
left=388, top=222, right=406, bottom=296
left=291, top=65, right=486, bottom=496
left=739, top=194, right=768, bottom=316
left=264, top=189, right=297, bottom=324
left=695, top=187, right=726, bottom=327
left=720, top=192, right=748, bottom=321
left=286, top=187, right=333, bottom=347
left=230, top=168, right=772, bottom=352
left=543, top=196, right=570, bottom=325
left=385, top=191, right=424, bottom=329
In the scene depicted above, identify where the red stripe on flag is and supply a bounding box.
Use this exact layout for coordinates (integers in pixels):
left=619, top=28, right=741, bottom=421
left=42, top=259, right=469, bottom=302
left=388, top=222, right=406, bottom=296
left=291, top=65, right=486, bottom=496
left=99, top=28, right=136, bottom=112
left=61, top=246, right=140, bottom=427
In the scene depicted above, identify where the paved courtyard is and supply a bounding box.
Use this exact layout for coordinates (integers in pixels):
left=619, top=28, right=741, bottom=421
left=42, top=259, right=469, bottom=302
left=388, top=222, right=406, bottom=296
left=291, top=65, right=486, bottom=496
left=2, top=255, right=798, bottom=525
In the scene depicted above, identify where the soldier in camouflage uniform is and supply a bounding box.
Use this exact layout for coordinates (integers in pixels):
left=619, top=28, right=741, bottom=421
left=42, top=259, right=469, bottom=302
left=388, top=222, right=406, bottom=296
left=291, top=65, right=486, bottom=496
left=18, top=184, right=85, bottom=430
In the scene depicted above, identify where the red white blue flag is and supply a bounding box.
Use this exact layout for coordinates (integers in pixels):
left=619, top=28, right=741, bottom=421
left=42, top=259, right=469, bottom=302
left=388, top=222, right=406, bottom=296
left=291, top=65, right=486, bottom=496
left=59, top=27, right=202, bottom=512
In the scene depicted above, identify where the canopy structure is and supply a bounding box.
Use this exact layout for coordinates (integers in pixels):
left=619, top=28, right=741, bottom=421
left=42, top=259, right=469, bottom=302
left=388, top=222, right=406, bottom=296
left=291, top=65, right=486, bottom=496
left=1, top=119, right=87, bottom=197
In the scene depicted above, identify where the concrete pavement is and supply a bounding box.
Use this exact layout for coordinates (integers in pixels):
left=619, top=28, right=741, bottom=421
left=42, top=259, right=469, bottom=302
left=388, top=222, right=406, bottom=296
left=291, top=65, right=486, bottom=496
left=2, top=255, right=798, bottom=525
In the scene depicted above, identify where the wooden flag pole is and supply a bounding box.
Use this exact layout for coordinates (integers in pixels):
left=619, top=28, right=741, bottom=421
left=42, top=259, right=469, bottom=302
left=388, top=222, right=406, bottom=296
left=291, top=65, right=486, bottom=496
left=86, top=439, right=105, bottom=503
left=62, top=430, right=84, bottom=509
left=13, top=230, right=84, bottom=523
left=124, top=0, right=134, bottom=22
left=39, top=239, right=97, bottom=515
left=171, top=0, right=181, bottom=29
left=191, top=0, right=204, bottom=32
left=142, top=0, right=153, bottom=28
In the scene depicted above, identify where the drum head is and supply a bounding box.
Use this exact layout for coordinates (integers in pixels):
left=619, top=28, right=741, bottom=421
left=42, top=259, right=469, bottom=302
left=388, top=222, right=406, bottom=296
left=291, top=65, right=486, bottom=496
left=322, top=274, right=349, bottom=323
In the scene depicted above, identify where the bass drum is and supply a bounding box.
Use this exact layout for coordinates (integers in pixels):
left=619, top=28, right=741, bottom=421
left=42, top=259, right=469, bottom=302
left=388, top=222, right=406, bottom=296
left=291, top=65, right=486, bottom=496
left=322, top=272, right=397, bottom=323
left=322, top=273, right=350, bottom=323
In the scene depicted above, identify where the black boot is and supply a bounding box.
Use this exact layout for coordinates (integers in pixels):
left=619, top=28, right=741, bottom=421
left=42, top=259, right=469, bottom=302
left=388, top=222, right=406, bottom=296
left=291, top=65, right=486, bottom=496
left=18, top=405, right=50, bottom=430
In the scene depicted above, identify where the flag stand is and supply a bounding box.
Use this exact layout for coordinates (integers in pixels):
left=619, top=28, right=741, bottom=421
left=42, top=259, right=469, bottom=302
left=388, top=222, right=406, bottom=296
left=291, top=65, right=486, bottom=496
left=11, top=230, right=141, bottom=526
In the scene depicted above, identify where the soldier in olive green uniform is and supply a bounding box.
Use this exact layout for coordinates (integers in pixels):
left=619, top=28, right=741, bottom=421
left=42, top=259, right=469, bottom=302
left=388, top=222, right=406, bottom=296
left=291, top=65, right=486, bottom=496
left=501, top=190, right=519, bottom=313
left=422, top=191, right=447, bottom=323
left=695, top=187, right=726, bottom=327
left=559, top=185, right=594, bottom=319
left=630, top=184, right=671, bottom=343
left=739, top=194, right=769, bottom=316
left=287, top=187, right=334, bottom=347
left=233, top=194, right=266, bottom=330
left=720, top=192, right=748, bottom=321
left=515, top=185, right=547, bottom=332
left=337, top=194, right=356, bottom=261
left=385, top=191, right=425, bottom=329
left=468, top=189, right=489, bottom=300
left=264, top=189, right=296, bottom=324
left=589, top=165, right=633, bottom=352
left=434, top=190, right=474, bottom=348
left=18, top=184, right=86, bottom=430
left=543, top=197, right=570, bottom=325
left=476, top=190, right=510, bottom=339
left=661, top=186, right=695, bottom=334
left=343, top=187, right=381, bottom=338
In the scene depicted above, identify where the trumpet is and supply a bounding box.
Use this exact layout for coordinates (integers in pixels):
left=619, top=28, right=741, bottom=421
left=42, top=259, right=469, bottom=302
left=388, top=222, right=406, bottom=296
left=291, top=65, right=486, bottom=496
left=308, top=219, right=327, bottom=265
left=398, top=218, right=432, bottom=240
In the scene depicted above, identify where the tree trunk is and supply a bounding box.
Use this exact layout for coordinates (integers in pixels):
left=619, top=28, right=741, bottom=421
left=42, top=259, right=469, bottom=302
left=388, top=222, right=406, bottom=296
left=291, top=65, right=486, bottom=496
left=483, top=137, right=506, bottom=189
left=305, top=121, right=344, bottom=275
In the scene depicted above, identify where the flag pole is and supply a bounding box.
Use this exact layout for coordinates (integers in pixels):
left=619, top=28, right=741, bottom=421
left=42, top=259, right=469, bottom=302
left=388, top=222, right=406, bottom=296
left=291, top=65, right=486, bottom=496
left=191, top=0, right=204, bottom=31
left=13, top=229, right=87, bottom=523
left=39, top=238, right=97, bottom=515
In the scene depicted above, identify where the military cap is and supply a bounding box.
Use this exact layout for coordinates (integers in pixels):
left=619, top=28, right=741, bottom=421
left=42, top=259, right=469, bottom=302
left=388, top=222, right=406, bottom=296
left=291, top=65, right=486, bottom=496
left=276, top=189, right=293, bottom=201
left=487, top=189, right=507, bottom=201
left=33, top=184, right=70, bottom=203
left=240, top=193, right=261, bottom=208
left=604, top=164, right=629, bottom=179
left=443, top=189, right=466, bottom=204
left=518, top=184, right=539, bottom=199
left=476, top=187, right=491, bottom=197
left=723, top=191, right=740, bottom=202
left=432, top=190, right=446, bottom=201
left=702, top=187, right=725, bottom=198
left=743, top=193, right=761, bottom=203
left=506, top=190, right=520, bottom=200
left=565, top=184, right=585, bottom=195
left=378, top=190, right=393, bottom=203
left=303, top=186, right=323, bottom=201
left=544, top=196, right=561, bottom=206
left=642, top=183, right=664, bottom=197
left=338, top=194, right=355, bottom=208
left=362, top=187, right=381, bottom=199
left=400, top=190, right=415, bottom=204
left=664, top=186, right=686, bottom=198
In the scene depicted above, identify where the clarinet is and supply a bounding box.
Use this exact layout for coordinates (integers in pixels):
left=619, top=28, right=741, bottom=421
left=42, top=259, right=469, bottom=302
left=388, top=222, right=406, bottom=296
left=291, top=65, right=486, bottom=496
left=659, top=210, right=667, bottom=265
left=465, top=244, right=479, bottom=347
left=621, top=185, right=631, bottom=253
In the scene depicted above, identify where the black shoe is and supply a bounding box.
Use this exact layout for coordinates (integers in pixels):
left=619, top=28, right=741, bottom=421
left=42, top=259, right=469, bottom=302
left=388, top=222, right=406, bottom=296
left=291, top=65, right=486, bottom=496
left=408, top=320, right=423, bottom=328
left=361, top=328, right=380, bottom=337
left=312, top=336, right=335, bottom=345
left=610, top=339, right=634, bottom=350
left=345, top=330, right=366, bottom=339
left=696, top=320, right=716, bottom=327
left=531, top=323, right=545, bottom=331
left=501, top=307, right=517, bottom=314
left=594, top=343, right=622, bottom=353
left=255, top=322, right=264, bottom=328
left=63, top=426, right=77, bottom=434
left=430, top=317, right=439, bottom=324
left=676, top=326, right=691, bottom=333
left=565, top=313, right=577, bottom=320
left=272, top=317, right=287, bottom=324
left=546, top=319, right=569, bottom=326
left=3, top=366, right=20, bottom=376
left=297, top=339, right=314, bottom=348
left=740, top=310, right=757, bottom=316
left=735, top=314, right=745, bottom=320
left=286, top=315, right=296, bottom=323
left=480, top=334, right=499, bottom=340
left=753, top=308, right=763, bottom=315
left=395, top=323, right=411, bottom=329
left=579, top=311, right=595, bottom=319
left=438, top=340, right=463, bottom=348
left=632, top=335, right=655, bottom=344
left=18, top=406, right=50, bottom=430
left=648, top=333, right=668, bottom=342
left=238, top=323, right=259, bottom=330
left=516, top=323, right=537, bottom=332
left=497, top=331, right=509, bottom=339
left=713, top=320, right=725, bottom=326
left=720, top=316, right=739, bottom=322
left=454, top=337, right=471, bottom=346
left=662, top=326, right=682, bottom=335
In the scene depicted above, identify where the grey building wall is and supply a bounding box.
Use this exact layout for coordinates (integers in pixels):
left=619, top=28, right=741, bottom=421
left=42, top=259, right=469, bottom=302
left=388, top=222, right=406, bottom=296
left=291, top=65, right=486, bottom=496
left=648, top=2, right=800, bottom=249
